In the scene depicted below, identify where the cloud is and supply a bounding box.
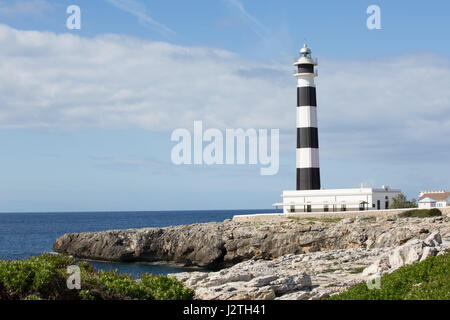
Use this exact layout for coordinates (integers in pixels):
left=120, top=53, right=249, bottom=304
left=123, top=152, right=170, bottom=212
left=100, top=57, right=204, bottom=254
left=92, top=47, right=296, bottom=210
left=223, top=0, right=269, bottom=41
left=90, top=155, right=168, bottom=172
left=0, top=0, right=52, bottom=17
left=0, top=24, right=449, bottom=165
left=105, top=0, right=174, bottom=36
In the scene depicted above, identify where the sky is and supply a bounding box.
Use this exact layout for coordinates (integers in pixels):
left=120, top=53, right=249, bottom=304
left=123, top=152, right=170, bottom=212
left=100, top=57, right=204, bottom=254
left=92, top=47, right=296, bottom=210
left=0, top=0, right=449, bottom=212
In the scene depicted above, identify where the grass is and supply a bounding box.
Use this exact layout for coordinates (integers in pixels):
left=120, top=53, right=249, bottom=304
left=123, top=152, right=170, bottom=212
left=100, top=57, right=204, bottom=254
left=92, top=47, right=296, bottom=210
left=322, top=256, right=336, bottom=261
left=366, top=217, right=377, bottom=223
left=0, top=254, right=195, bottom=300
left=322, top=268, right=339, bottom=273
left=348, top=266, right=367, bottom=274
left=398, top=208, right=442, bottom=218
left=327, top=253, right=450, bottom=300
left=288, top=217, right=342, bottom=224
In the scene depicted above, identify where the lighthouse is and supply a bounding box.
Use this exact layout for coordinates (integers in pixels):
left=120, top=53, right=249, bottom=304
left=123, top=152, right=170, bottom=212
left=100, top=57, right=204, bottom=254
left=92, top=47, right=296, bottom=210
left=294, top=44, right=320, bottom=190
left=268, top=44, right=403, bottom=214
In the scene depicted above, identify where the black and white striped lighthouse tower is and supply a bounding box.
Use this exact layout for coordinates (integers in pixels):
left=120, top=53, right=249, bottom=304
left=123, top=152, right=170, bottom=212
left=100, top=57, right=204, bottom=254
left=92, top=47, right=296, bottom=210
left=293, top=44, right=321, bottom=190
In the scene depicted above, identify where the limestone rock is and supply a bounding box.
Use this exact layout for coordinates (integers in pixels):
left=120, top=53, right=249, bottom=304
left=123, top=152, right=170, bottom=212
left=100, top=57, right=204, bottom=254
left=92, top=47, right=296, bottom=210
left=363, top=233, right=447, bottom=278
left=53, top=214, right=450, bottom=269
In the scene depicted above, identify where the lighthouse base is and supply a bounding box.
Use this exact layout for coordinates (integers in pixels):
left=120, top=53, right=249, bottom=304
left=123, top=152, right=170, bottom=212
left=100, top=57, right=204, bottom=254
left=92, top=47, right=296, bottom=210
left=276, top=186, right=401, bottom=214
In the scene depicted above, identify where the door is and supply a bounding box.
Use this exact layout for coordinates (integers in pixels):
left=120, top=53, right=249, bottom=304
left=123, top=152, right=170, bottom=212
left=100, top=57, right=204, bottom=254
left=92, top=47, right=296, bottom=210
left=377, top=200, right=380, bottom=210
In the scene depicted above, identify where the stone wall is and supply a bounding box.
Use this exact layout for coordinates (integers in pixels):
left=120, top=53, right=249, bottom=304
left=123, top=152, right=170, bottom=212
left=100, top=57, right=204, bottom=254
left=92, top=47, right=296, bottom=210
left=232, top=206, right=450, bottom=223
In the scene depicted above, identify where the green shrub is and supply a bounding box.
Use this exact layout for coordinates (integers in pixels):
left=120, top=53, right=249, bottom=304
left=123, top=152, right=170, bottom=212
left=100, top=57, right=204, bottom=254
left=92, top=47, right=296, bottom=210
left=0, top=254, right=74, bottom=297
left=0, top=254, right=195, bottom=300
left=429, top=208, right=443, bottom=216
left=328, top=253, right=450, bottom=300
left=79, top=289, right=94, bottom=300
left=25, top=294, right=43, bottom=300
left=399, top=208, right=442, bottom=218
left=140, top=274, right=195, bottom=300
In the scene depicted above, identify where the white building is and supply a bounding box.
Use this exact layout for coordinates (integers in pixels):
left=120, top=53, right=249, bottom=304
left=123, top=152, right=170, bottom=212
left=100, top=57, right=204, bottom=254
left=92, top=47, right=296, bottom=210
left=418, top=190, right=450, bottom=209
left=274, top=185, right=402, bottom=213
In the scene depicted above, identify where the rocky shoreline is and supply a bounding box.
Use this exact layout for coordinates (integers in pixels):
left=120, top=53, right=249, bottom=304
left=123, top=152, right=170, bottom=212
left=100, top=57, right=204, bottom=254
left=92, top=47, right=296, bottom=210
left=53, top=214, right=449, bottom=299
left=53, top=215, right=449, bottom=268
left=170, top=231, right=448, bottom=300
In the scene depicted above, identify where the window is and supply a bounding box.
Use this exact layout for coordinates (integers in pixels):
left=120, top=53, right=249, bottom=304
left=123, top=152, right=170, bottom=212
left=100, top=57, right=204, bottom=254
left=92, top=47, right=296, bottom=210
left=359, top=203, right=365, bottom=211
left=437, top=203, right=443, bottom=207
left=324, top=204, right=329, bottom=212
left=290, top=205, right=295, bottom=213
left=307, top=205, right=312, bottom=212
left=341, top=204, right=346, bottom=212
left=385, top=196, right=388, bottom=200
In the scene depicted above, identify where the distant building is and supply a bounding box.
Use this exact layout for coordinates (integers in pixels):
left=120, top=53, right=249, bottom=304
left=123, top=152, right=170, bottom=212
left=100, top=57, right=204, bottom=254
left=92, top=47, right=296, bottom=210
left=418, top=190, right=450, bottom=209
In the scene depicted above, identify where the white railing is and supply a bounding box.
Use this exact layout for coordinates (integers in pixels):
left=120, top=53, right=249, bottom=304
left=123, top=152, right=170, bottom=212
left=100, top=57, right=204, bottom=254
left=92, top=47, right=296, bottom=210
left=293, top=57, right=318, bottom=65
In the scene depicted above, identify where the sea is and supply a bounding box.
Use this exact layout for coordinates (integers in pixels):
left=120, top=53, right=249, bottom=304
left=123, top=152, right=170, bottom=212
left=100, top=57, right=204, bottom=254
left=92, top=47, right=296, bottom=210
left=0, top=209, right=273, bottom=279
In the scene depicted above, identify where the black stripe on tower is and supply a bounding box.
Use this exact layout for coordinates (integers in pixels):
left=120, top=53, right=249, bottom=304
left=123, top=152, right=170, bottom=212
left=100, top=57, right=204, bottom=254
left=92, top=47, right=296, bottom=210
left=297, top=128, right=319, bottom=148
left=296, top=168, right=321, bottom=190
left=297, top=87, right=317, bottom=106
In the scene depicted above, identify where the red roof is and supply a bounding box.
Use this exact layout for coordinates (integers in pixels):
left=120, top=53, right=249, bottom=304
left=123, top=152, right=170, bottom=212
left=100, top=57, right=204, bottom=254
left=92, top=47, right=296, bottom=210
left=418, top=192, right=450, bottom=201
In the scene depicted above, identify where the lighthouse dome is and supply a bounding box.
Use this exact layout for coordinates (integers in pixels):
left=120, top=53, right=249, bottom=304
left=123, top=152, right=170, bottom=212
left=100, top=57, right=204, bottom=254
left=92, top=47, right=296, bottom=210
left=300, top=44, right=311, bottom=55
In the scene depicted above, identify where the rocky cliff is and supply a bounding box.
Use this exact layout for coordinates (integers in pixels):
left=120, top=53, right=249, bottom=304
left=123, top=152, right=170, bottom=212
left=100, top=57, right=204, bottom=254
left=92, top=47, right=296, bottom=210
left=170, top=231, right=449, bottom=300
left=53, top=215, right=449, bottom=269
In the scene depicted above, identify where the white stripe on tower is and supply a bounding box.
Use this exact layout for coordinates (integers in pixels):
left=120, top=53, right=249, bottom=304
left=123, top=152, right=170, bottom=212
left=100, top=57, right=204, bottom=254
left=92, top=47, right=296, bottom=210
left=294, top=44, right=321, bottom=190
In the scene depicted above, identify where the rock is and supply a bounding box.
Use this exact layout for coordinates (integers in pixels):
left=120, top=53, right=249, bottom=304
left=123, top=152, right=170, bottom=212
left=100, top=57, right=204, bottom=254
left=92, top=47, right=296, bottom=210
left=363, top=233, right=447, bottom=278
left=424, top=232, right=442, bottom=247
left=420, top=246, right=438, bottom=261
left=270, top=274, right=312, bottom=295
left=172, top=246, right=392, bottom=300
left=172, top=233, right=449, bottom=300
left=53, top=214, right=450, bottom=269
left=249, top=275, right=278, bottom=287
left=362, top=255, right=389, bottom=277
left=205, top=272, right=253, bottom=287
left=310, top=292, right=330, bottom=300
left=275, top=291, right=311, bottom=300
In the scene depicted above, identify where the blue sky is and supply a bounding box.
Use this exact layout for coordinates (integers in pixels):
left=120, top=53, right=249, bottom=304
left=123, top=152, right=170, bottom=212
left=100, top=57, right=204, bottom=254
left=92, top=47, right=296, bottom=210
left=0, top=0, right=449, bottom=212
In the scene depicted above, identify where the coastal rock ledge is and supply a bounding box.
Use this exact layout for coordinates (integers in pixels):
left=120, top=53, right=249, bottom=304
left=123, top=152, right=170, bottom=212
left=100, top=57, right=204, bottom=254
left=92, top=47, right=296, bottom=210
left=170, top=231, right=449, bottom=300
left=53, top=215, right=449, bottom=269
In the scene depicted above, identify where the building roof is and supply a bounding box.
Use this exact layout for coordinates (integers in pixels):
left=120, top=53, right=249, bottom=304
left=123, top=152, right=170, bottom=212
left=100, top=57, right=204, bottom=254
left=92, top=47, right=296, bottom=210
left=418, top=192, right=450, bottom=201
left=418, top=197, right=437, bottom=203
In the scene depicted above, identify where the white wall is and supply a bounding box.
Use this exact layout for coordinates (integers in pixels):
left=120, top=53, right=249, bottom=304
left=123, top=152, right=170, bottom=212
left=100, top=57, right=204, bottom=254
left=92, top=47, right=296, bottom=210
left=281, top=188, right=401, bottom=213
left=419, top=202, right=435, bottom=209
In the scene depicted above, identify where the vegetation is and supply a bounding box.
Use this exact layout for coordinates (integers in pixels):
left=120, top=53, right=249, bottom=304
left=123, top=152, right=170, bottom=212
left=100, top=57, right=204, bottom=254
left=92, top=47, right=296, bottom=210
left=348, top=266, right=367, bottom=274
left=390, top=193, right=418, bottom=209
left=0, top=254, right=195, bottom=300
left=399, top=208, right=442, bottom=218
left=328, top=253, right=450, bottom=300
left=288, top=216, right=342, bottom=224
